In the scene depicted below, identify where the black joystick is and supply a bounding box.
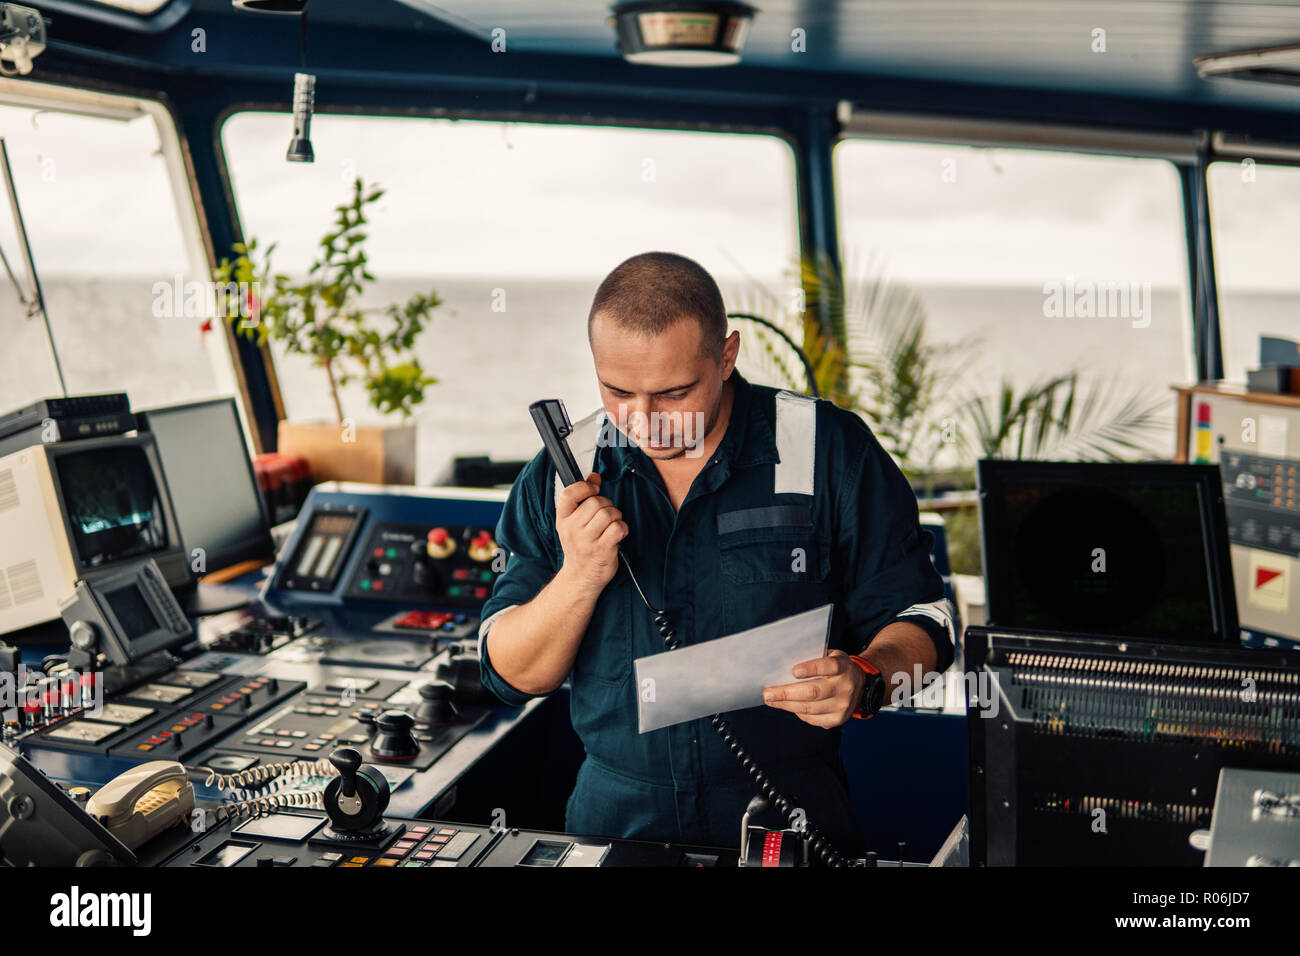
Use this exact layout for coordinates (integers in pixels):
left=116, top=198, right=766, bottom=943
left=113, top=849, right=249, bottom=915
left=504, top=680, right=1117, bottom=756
left=369, top=710, right=419, bottom=761
left=434, top=654, right=492, bottom=706
left=320, top=747, right=393, bottom=841
left=414, top=682, right=458, bottom=727
left=332, top=748, right=362, bottom=800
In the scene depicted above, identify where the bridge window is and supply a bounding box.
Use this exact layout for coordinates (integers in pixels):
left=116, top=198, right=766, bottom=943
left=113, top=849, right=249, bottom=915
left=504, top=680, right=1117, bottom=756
left=832, top=138, right=1192, bottom=468
left=0, top=83, right=243, bottom=429
left=221, top=112, right=797, bottom=480
left=1208, top=160, right=1300, bottom=384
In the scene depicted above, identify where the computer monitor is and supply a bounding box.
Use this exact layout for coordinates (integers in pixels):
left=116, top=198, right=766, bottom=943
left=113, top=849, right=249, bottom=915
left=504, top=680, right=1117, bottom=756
left=0, top=433, right=188, bottom=635
left=137, top=398, right=274, bottom=615
left=977, top=460, right=1238, bottom=644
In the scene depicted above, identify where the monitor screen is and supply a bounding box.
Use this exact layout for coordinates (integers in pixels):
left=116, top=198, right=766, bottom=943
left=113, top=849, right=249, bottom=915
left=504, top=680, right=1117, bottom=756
left=139, top=399, right=271, bottom=572
left=979, top=461, right=1235, bottom=644
left=54, top=443, right=169, bottom=568
left=104, top=582, right=161, bottom=640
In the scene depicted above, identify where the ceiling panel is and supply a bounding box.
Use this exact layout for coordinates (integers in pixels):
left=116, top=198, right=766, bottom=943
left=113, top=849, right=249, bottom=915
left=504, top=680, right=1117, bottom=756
left=389, top=0, right=1300, bottom=109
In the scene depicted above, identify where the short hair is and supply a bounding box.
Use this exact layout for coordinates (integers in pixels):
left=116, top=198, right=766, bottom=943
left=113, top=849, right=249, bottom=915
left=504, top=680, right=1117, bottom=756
left=587, top=252, right=727, bottom=360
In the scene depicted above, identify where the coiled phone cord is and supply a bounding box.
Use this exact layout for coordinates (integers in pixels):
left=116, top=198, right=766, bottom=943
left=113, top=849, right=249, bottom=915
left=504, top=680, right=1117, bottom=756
left=622, top=552, right=852, bottom=868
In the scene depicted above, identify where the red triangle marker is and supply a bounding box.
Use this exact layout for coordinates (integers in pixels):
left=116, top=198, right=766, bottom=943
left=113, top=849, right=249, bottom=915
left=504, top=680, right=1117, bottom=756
left=1255, top=568, right=1283, bottom=589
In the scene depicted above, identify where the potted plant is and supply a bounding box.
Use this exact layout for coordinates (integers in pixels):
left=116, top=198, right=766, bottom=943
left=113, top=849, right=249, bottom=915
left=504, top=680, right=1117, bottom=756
left=215, top=177, right=442, bottom=485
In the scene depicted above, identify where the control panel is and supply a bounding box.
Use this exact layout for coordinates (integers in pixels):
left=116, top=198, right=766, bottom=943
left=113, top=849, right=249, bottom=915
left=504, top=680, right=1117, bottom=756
left=21, top=671, right=304, bottom=761
left=161, top=814, right=497, bottom=868
left=207, top=679, right=487, bottom=769
left=264, top=485, right=509, bottom=641
left=345, top=522, right=501, bottom=606
left=1182, top=390, right=1300, bottom=647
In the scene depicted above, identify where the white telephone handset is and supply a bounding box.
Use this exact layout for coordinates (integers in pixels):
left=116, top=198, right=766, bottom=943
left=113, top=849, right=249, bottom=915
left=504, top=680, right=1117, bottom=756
left=85, top=761, right=195, bottom=851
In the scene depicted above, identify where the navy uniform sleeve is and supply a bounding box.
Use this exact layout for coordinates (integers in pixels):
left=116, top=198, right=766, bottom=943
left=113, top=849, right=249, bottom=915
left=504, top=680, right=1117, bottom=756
left=832, top=412, right=956, bottom=673
left=477, top=451, right=560, bottom=706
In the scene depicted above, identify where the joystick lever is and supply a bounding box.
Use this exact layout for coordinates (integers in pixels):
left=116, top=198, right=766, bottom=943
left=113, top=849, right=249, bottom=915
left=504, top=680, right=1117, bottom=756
left=321, top=747, right=392, bottom=840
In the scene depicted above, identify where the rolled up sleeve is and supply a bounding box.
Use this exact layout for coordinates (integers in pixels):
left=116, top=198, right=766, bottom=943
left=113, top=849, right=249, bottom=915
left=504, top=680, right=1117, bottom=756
left=835, top=426, right=955, bottom=673
left=478, top=453, right=560, bottom=706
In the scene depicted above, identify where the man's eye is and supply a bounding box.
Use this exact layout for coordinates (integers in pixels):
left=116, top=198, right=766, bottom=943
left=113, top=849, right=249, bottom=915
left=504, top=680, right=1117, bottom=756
left=665, top=392, right=688, bottom=401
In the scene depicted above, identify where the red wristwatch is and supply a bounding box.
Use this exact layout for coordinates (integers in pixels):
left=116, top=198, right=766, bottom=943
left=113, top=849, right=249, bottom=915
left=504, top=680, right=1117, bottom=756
left=849, top=654, right=885, bottom=719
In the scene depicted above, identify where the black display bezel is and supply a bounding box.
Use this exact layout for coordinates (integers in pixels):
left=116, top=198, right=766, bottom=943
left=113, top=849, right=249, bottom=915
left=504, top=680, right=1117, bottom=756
left=43, top=433, right=188, bottom=588
left=76, top=560, right=190, bottom=665
left=136, top=397, right=275, bottom=575
left=977, top=459, right=1239, bottom=644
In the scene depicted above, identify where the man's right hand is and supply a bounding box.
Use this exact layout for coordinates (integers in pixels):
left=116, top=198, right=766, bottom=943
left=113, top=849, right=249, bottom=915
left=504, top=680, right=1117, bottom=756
left=555, top=472, right=628, bottom=594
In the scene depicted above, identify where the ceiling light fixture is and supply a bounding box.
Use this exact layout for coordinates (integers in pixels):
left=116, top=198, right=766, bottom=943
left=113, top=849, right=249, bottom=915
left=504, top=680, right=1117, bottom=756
left=610, top=1, right=756, bottom=67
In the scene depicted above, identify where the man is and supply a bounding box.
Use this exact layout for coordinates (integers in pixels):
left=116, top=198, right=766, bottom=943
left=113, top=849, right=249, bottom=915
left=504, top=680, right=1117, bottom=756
left=479, top=251, right=954, bottom=858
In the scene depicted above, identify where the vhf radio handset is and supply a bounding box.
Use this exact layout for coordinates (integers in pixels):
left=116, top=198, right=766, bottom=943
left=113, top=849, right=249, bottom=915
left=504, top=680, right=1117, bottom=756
left=529, top=399, right=586, bottom=487
left=529, top=398, right=860, bottom=868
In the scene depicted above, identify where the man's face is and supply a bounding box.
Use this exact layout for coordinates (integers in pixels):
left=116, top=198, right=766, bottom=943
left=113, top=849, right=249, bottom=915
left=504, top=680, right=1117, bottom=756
left=589, top=313, right=739, bottom=462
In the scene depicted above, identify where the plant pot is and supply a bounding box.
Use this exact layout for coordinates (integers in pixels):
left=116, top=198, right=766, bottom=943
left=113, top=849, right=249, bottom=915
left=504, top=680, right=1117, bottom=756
left=277, top=420, right=416, bottom=486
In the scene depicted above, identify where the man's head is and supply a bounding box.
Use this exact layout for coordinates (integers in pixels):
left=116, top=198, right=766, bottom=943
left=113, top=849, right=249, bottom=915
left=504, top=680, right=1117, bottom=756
left=587, top=252, right=741, bottom=460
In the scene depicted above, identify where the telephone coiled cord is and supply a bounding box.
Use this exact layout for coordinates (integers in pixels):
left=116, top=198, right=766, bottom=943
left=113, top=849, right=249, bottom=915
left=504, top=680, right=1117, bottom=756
left=194, top=757, right=337, bottom=792
left=209, top=788, right=326, bottom=825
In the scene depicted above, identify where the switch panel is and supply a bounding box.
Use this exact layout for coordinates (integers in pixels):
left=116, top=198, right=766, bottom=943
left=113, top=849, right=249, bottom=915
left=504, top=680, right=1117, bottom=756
left=345, top=523, right=502, bottom=607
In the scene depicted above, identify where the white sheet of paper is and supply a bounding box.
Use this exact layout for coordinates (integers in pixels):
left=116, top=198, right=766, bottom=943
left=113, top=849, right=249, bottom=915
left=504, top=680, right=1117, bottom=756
left=634, top=604, right=832, bottom=734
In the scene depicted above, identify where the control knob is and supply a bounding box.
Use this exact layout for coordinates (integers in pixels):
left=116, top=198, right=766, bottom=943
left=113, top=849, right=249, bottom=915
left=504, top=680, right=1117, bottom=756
left=414, top=682, right=458, bottom=726
left=369, top=710, right=419, bottom=761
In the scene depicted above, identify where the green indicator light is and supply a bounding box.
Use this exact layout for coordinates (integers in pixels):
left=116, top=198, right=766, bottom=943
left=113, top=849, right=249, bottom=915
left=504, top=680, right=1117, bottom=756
left=360, top=579, right=371, bottom=590
left=386, top=548, right=398, bottom=559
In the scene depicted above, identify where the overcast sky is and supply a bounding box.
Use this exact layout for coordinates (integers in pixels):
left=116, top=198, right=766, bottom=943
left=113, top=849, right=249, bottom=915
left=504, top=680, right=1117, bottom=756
left=1, top=103, right=1298, bottom=290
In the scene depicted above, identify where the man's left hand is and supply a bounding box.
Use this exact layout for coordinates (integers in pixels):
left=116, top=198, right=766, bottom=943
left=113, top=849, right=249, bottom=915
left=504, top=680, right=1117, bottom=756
left=762, top=649, right=865, bottom=728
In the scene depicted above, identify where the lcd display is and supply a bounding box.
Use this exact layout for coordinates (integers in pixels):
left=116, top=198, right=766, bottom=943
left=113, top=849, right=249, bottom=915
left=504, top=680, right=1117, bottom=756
left=519, top=840, right=570, bottom=866
left=994, top=477, right=1216, bottom=640
left=283, top=510, right=362, bottom=590
left=141, top=399, right=271, bottom=570
left=233, top=813, right=324, bottom=842
left=195, top=840, right=258, bottom=867
left=104, top=584, right=161, bottom=639
left=55, top=444, right=168, bottom=567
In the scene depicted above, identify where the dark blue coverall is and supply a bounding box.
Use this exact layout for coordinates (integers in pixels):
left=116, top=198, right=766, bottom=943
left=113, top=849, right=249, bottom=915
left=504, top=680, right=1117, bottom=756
left=478, top=371, right=954, bottom=856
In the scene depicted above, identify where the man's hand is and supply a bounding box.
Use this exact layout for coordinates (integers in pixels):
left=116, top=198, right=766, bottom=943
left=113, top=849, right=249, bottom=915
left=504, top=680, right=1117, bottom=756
left=762, top=649, right=866, bottom=728
left=554, top=472, right=627, bottom=595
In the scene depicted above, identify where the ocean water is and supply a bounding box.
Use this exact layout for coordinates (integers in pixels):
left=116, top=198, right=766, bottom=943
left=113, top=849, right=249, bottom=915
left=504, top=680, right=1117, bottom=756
left=3, top=277, right=1295, bottom=483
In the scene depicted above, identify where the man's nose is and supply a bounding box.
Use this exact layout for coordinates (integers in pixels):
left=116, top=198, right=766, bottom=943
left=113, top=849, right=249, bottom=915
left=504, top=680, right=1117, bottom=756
left=625, top=401, right=652, bottom=428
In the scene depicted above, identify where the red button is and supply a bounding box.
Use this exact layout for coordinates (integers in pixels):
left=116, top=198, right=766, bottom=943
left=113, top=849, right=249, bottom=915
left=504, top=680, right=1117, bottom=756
left=428, top=528, right=448, bottom=545
left=453, top=569, right=469, bottom=580
left=474, top=587, right=487, bottom=598
left=394, top=610, right=451, bottom=630
left=373, top=548, right=385, bottom=558
left=371, top=580, right=384, bottom=591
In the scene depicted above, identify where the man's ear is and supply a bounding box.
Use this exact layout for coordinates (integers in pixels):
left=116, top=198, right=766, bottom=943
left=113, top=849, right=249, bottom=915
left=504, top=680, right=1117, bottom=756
left=721, top=330, right=741, bottom=377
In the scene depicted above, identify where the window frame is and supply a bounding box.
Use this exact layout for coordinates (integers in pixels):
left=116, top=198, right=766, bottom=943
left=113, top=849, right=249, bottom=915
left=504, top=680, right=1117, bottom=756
left=213, top=103, right=805, bottom=432
left=0, top=76, right=258, bottom=446
left=832, top=114, right=1213, bottom=388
